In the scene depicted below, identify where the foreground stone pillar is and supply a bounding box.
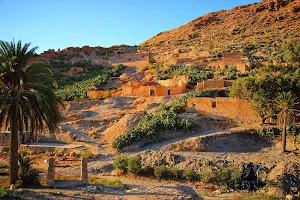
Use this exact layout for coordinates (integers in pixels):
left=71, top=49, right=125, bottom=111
left=46, top=158, right=55, bottom=187
left=81, top=157, right=88, bottom=184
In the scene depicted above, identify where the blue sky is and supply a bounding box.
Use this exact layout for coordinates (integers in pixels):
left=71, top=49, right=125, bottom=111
left=0, top=0, right=259, bottom=53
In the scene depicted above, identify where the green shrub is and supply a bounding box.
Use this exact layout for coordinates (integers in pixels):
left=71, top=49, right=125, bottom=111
left=113, top=154, right=128, bottom=171
left=112, top=89, right=217, bottom=150
left=157, top=64, right=214, bottom=85
left=17, top=154, right=41, bottom=187
left=227, top=169, right=241, bottom=189
left=142, top=165, right=154, bottom=176
left=0, top=188, right=8, bottom=198
left=53, top=62, right=125, bottom=101
left=212, top=167, right=234, bottom=186
left=127, top=156, right=142, bottom=174
left=199, top=166, right=213, bottom=183
left=88, top=177, right=123, bottom=186
left=0, top=164, right=8, bottom=169
left=183, top=167, right=196, bottom=181
left=81, top=150, right=93, bottom=159
left=170, top=167, right=179, bottom=179
left=154, top=166, right=167, bottom=179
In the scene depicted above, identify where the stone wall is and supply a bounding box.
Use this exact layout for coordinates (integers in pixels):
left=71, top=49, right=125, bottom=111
left=0, top=132, right=10, bottom=146
left=196, top=80, right=234, bottom=90
left=186, top=97, right=260, bottom=123
left=87, top=90, right=119, bottom=99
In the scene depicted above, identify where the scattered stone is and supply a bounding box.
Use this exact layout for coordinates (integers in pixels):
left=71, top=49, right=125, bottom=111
left=214, top=189, right=222, bottom=195
left=267, top=187, right=284, bottom=197
left=286, top=194, right=294, bottom=200
left=111, top=169, right=125, bottom=176
left=10, top=184, right=16, bottom=190
left=17, top=188, right=24, bottom=193
left=97, top=184, right=105, bottom=192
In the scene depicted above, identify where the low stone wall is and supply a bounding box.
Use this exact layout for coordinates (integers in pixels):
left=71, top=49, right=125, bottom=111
left=46, top=157, right=88, bottom=188
left=186, top=97, right=260, bottom=124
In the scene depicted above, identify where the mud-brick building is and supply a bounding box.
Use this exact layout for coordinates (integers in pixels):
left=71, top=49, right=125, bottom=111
left=186, top=97, right=260, bottom=123
left=196, top=79, right=234, bottom=90
left=122, top=75, right=188, bottom=97
left=222, top=52, right=252, bottom=72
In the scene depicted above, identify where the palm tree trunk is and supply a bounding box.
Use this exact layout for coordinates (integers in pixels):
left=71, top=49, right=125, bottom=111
left=9, top=116, right=19, bottom=184
left=282, top=111, right=287, bottom=153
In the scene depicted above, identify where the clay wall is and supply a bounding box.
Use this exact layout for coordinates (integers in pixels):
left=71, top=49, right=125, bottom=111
left=122, top=76, right=188, bottom=97
left=87, top=91, right=101, bottom=99
left=87, top=90, right=119, bottom=99
left=186, top=97, right=260, bottom=123
left=122, top=84, right=186, bottom=97
left=222, top=52, right=252, bottom=72
left=157, top=76, right=188, bottom=87
left=222, top=52, right=243, bottom=64
left=236, top=63, right=252, bottom=72
left=197, top=80, right=234, bottom=90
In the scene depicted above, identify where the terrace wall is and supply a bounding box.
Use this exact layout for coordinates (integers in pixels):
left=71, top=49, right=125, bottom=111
left=186, top=97, right=260, bottom=123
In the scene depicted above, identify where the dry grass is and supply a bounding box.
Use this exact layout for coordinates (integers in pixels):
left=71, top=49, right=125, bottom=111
left=55, top=175, right=81, bottom=181
left=0, top=175, right=9, bottom=188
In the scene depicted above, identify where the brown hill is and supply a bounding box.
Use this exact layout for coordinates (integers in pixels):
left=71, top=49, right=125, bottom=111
left=140, top=0, right=300, bottom=65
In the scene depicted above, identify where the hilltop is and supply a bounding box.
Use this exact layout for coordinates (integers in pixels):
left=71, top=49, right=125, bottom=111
left=140, top=0, right=300, bottom=65
left=32, top=0, right=300, bottom=70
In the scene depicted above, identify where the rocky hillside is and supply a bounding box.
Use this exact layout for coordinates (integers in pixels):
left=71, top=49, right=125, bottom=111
left=140, top=0, right=300, bottom=64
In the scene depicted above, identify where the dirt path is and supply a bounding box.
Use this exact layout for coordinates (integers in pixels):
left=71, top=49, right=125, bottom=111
left=136, top=129, right=229, bottom=153
left=60, top=125, right=96, bottom=144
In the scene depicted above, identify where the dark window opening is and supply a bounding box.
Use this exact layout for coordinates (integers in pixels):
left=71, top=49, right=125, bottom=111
left=192, top=103, right=196, bottom=108
left=212, top=101, right=216, bottom=108
left=150, top=90, right=155, bottom=96
left=168, top=90, right=171, bottom=95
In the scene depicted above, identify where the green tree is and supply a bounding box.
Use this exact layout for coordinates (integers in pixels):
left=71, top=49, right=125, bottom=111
left=0, top=40, right=62, bottom=184
left=148, top=51, right=156, bottom=65
left=275, top=92, right=298, bottom=153
left=282, top=43, right=300, bottom=64
left=230, top=65, right=300, bottom=124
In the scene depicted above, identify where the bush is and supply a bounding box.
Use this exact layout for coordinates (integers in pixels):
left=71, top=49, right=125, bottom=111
left=88, top=177, right=123, bottom=186
left=200, top=166, right=213, bottom=183
left=170, top=167, right=179, bottom=180
left=0, top=188, right=8, bottom=198
left=81, top=150, right=93, bottom=159
left=212, top=167, right=231, bottom=186
left=157, top=64, right=214, bottom=85
left=183, top=167, right=196, bottom=181
left=112, top=89, right=218, bottom=150
left=113, top=154, right=128, bottom=171
left=154, top=166, right=167, bottom=179
left=142, top=165, right=154, bottom=176
left=127, top=156, right=142, bottom=174
left=17, top=154, right=41, bottom=187
left=228, top=169, right=241, bottom=189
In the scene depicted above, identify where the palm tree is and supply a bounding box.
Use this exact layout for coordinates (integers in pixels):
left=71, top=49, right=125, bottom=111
left=0, top=40, right=62, bottom=184
left=275, top=92, right=298, bottom=153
